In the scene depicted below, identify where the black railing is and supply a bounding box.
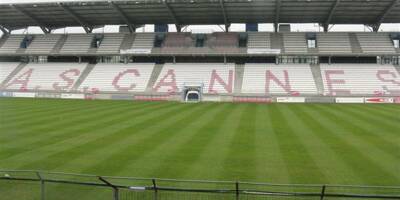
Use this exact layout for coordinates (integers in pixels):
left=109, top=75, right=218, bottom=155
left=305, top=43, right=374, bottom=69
left=0, top=170, right=399, bottom=200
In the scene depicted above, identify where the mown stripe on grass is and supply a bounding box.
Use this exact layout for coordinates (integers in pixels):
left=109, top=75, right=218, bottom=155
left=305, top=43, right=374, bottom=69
left=287, top=105, right=368, bottom=185
left=308, top=104, right=400, bottom=185
left=217, top=104, right=258, bottom=181
left=267, top=105, right=328, bottom=184
left=0, top=102, right=184, bottom=169
left=177, top=104, right=246, bottom=181
left=315, top=104, right=400, bottom=160
left=77, top=103, right=219, bottom=176
left=125, top=103, right=231, bottom=179
left=252, top=105, right=291, bottom=183
left=0, top=100, right=104, bottom=132
left=0, top=102, right=128, bottom=141
left=0, top=102, right=166, bottom=161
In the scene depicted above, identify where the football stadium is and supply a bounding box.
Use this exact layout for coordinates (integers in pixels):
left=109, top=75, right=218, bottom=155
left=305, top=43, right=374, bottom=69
left=0, top=0, right=400, bottom=199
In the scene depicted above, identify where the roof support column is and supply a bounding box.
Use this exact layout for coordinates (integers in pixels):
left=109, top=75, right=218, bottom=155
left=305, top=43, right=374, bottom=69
left=323, top=0, right=341, bottom=33
left=372, top=0, right=399, bottom=32
left=58, top=3, right=93, bottom=33
left=219, top=0, right=230, bottom=32
left=163, top=0, right=181, bottom=32
left=110, top=2, right=136, bottom=33
left=274, top=0, right=281, bottom=33
left=10, top=4, right=51, bottom=34
left=0, top=26, right=10, bottom=35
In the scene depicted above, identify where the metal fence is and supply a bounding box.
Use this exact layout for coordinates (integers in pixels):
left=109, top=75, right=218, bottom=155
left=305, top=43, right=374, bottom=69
left=0, top=170, right=399, bottom=200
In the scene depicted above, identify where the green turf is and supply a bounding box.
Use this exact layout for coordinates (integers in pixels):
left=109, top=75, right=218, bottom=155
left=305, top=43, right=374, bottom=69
left=0, top=97, right=399, bottom=186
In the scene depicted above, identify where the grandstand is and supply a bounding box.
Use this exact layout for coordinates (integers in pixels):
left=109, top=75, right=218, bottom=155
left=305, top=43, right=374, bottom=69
left=1, top=1, right=400, bottom=200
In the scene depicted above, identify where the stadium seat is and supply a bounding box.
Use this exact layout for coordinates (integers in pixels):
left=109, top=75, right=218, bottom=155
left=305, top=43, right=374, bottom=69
left=25, top=34, right=62, bottom=54
left=356, top=33, right=396, bottom=54
left=0, top=62, right=20, bottom=85
left=78, top=63, right=155, bottom=93
left=242, top=64, right=318, bottom=95
left=283, top=33, right=308, bottom=54
left=60, top=34, right=94, bottom=54
left=317, top=33, right=353, bottom=54
left=96, top=34, right=126, bottom=54
left=0, top=35, right=25, bottom=54
left=320, top=64, right=400, bottom=96
left=153, top=63, right=235, bottom=94
left=4, top=63, right=88, bottom=91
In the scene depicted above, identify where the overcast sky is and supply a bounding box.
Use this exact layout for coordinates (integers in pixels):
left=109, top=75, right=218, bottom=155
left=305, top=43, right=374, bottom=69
left=0, top=0, right=399, bottom=36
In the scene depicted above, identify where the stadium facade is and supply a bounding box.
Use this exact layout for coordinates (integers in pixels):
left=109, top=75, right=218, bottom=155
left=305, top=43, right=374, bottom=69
left=0, top=0, right=400, bottom=103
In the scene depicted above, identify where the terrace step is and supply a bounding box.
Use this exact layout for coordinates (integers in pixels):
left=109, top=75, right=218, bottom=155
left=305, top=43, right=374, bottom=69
left=0, top=62, right=27, bottom=89
left=349, top=33, right=363, bottom=54
left=394, top=65, right=400, bottom=75
left=234, top=63, right=244, bottom=94
left=271, top=33, right=284, bottom=53
left=146, top=63, right=164, bottom=92
left=0, top=34, right=9, bottom=48
left=71, top=63, right=96, bottom=91
left=51, top=35, right=68, bottom=54
left=120, top=34, right=135, bottom=50
left=310, top=64, right=324, bottom=95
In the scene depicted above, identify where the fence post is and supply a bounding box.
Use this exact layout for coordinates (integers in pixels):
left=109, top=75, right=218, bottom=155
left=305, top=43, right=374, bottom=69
left=99, top=176, right=119, bottom=200
left=235, top=182, right=239, bottom=200
left=320, top=185, right=326, bottom=200
left=36, top=172, right=45, bottom=200
left=152, top=179, right=158, bottom=200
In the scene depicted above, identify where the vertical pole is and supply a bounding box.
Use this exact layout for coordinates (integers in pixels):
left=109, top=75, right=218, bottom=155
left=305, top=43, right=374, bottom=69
left=152, top=179, right=158, bottom=200
left=36, top=172, right=45, bottom=200
left=235, top=182, right=239, bottom=200
left=320, top=185, right=326, bottom=200
left=113, top=188, right=119, bottom=200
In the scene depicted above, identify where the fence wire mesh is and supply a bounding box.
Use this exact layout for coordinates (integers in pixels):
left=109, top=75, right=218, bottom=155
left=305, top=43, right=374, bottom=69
left=0, top=170, right=399, bottom=200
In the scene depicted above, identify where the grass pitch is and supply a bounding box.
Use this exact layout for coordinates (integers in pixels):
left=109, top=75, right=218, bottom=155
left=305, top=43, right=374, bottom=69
left=0, top=98, right=399, bottom=186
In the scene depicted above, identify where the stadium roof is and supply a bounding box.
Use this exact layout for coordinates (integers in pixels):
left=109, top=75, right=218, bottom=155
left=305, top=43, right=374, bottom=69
left=0, top=0, right=400, bottom=33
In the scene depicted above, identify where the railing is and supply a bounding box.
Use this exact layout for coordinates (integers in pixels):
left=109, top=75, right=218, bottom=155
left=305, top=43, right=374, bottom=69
left=0, top=170, right=399, bottom=200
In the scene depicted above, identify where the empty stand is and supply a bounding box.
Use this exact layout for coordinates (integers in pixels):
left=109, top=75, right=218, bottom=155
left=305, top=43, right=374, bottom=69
left=317, top=33, right=352, bottom=54
left=0, top=35, right=25, bottom=54
left=51, top=35, right=68, bottom=53
left=79, top=63, right=155, bottom=93
left=163, top=33, right=193, bottom=47
left=247, top=32, right=271, bottom=49
left=59, top=34, right=93, bottom=54
left=153, top=63, right=235, bottom=94
left=120, top=34, right=135, bottom=50
left=242, top=64, right=317, bottom=95
left=4, top=63, right=88, bottom=91
left=0, top=62, right=21, bottom=86
left=208, top=33, right=239, bottom=53
left=96, top=34, right=126, bottom=54
left=320, top=64, right=400, bottom=96
left=283, top=33, right=308, bottom=54
left=356, top=33, right=396, bottom=54
left=128, top=33, right=155, bottom=53
left=26, top=34, right=62, bottom=54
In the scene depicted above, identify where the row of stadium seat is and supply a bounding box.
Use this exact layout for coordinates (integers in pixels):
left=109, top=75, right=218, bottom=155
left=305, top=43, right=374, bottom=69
left=0, top=32, right=398, bottom=55
left=1, top=62, right=399, bottom=96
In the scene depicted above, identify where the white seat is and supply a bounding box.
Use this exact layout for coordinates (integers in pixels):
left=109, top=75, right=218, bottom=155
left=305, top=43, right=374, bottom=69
left=320, top=64, right=400, bottom=95
left=242, top=64, right=318, bottom=95
left=79, top=63, right=155, bottom=92
left=153, top=63, right=235, bottom=94
left=0, top=62, right=20, bottom=83
left=4, top=63, right=88, bottom=91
